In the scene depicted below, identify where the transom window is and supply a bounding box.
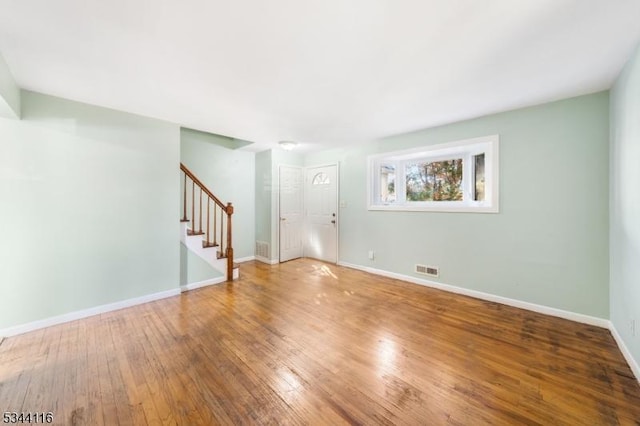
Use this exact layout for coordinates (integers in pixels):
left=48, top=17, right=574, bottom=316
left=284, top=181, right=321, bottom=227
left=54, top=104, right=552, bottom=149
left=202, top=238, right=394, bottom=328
left=368, top=135, right=499, bottom=213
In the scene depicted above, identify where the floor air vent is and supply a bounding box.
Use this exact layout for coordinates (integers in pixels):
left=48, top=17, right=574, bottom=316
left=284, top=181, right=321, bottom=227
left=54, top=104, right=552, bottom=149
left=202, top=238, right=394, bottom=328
left=415, top=264, right=439, bottom=277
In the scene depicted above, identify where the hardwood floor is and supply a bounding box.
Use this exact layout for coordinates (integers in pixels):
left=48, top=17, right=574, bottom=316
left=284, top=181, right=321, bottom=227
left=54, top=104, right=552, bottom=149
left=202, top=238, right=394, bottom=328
left=1, top=259, right=639, bottom=425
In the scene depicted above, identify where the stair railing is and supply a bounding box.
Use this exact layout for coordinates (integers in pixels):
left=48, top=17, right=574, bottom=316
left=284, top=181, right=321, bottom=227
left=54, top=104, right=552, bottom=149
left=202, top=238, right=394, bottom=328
left=180, top=163, right=234, bottom=281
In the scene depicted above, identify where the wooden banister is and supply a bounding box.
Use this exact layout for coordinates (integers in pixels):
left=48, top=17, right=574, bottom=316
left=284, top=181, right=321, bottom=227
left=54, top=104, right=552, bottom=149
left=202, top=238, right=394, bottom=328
left=180, top=163, right=235, bottom=281
left=180, top=163, right=229, bottom=213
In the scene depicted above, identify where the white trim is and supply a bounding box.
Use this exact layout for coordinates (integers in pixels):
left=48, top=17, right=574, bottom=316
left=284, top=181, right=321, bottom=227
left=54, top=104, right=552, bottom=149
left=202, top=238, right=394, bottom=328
left=337, top=261, right=609, bottom=328
left=234, top=255, right=255, bottom=263
left=336, top=163, right=340, bottom=263
left=368, top=204, right=499, bottom=214
left=255, top=255, right=279, bottom=265
left=180, top=276, right=226, bottom=292
left=609, top=323, right=640, bottom=384
left=0, top=288, right=181, bottom=338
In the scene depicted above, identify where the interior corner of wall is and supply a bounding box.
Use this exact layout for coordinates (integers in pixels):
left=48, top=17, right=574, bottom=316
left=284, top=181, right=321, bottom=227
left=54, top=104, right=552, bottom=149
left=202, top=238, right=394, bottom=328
left=0, top=54, right=21, bottom=120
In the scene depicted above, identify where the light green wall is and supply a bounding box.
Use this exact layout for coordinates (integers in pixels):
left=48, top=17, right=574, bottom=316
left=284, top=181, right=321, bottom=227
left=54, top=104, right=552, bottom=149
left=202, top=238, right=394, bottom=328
left=255, top=150, right=272, bottom=257
left=180, top=243, right=222, bottom=285
left=307, top=92, right=610, bottom=318
left=0, top=53, right=20, bottom=119
left=610, top=43, right=640, bottom=366
left=0, top=91, right=180, bottom=329
left=253, top=148, right=305, bottom=262
left=180, top=128, right=255, bottom=259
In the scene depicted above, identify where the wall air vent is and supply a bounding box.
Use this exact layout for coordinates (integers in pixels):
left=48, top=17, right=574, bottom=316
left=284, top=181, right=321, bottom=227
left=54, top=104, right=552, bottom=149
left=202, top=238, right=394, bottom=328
left=255, top=241, right=270, bottom=258
left=415, top=264, right=439, bottom=277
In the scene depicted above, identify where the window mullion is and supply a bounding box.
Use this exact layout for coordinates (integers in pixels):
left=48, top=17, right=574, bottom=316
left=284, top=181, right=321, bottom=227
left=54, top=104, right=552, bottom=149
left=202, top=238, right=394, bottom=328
left=373, top=160, right=381, bottom=205
left=398, top=161, right=407, bottom=204
left=464, top=152, right=472, bottom=205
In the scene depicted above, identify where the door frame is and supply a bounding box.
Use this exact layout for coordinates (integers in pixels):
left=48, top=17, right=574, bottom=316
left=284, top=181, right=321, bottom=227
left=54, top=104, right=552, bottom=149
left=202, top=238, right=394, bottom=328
left=303, top=162, right=340, bottom=264
left=277, top=162, right=340, bottom=264
left=278, top=165, right=304, bottom=263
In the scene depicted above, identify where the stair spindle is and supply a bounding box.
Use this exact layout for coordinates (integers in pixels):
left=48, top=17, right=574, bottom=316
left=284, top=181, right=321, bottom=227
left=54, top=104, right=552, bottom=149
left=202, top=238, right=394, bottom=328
left=220, top=208, right=224, bottom=256
left=191, top=180, right=195, bottom=232
left=181, top=172, right=187, bottom=222
left=213, top=204, right=218, bottom=245
left=198, top=187, right=203, bottom=233
left=206, top=195, right=210, bottom=244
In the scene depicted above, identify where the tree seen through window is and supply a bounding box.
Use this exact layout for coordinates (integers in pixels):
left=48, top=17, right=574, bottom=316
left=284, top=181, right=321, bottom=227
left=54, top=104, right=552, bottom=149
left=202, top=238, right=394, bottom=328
left=406, top=159, right=463, bottom=201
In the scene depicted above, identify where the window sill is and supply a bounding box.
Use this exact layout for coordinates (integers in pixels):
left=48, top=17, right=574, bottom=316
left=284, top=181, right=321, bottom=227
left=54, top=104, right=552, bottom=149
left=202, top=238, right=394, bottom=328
left=368, top=204, right=499, bottom=213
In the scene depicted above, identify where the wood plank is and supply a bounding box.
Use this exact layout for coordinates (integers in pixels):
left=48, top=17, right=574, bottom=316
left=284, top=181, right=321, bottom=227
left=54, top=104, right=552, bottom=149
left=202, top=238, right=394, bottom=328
left=0, top=328, right=50, bottom=414
left=81, top=316, right=105, bottom=426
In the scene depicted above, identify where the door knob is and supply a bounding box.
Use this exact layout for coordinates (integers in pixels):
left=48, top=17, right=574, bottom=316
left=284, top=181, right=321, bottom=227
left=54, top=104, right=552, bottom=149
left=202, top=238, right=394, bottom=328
left=331, top=220, right=336, bottom=224
left=280, top=217, right=286, bottom=221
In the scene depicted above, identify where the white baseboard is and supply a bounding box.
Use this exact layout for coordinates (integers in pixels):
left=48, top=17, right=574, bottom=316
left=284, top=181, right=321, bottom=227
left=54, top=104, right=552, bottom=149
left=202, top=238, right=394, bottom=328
left=0, top=287, right=181, bottom=338
left=609, top=323, right=640, bottom=383
left=235, top=255, right=256, bottom=263
left=337, top=261, right=610, bottom=328
left=181, top=276, right=226, bottom=292
left=255, top=255, right=279, bottom=265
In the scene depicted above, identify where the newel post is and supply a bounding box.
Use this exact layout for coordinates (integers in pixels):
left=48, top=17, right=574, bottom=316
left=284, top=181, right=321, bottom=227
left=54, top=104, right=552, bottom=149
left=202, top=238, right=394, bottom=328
left=226, top=202, right=234, bottom=281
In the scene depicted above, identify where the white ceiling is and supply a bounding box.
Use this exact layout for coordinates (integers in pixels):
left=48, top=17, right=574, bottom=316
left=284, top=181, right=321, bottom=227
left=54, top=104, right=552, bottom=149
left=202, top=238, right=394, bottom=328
left=1, top=0, right=639, bottom=152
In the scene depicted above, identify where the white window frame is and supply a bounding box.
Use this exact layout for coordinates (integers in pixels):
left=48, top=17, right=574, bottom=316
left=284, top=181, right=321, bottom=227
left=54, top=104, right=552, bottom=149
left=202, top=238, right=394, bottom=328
left=367, top=135, right=499, bottom=213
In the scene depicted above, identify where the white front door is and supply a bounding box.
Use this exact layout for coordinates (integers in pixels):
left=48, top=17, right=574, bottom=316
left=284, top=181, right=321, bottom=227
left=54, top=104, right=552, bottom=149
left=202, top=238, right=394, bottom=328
left=304, top=165, right=338, bottom=263
left=279, top=166, right=303, bottom=262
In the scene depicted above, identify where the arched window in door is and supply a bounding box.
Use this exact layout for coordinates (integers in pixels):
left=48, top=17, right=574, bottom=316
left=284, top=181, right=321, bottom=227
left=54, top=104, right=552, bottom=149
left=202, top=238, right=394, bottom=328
left=312, top=172, right=330, bottom=185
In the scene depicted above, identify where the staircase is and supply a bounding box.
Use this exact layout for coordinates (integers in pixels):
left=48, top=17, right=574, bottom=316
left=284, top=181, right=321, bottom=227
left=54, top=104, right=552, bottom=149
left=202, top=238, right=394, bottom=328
left=180, top=163, right=237, bottom=281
